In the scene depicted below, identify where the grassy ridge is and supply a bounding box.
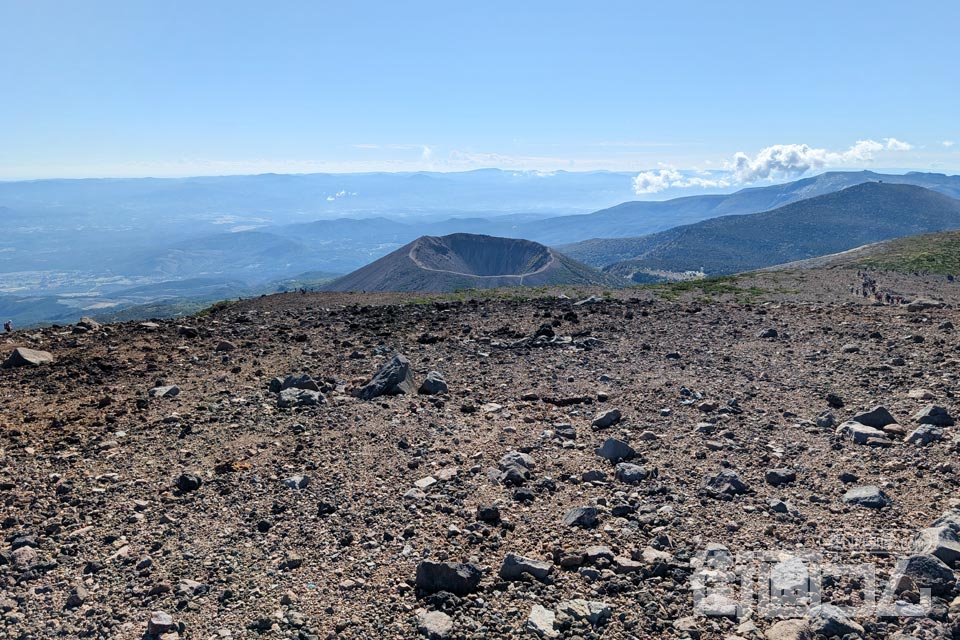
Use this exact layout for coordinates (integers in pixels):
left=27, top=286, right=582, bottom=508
left=856, top=231, right=960, bottom=275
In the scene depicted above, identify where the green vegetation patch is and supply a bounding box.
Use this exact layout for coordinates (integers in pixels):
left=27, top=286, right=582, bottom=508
left=855, top=231, right=960, bottom=275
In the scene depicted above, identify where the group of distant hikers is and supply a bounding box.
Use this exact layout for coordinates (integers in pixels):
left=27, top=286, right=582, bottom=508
left=3, top=320, right=11, bottom=333
left=851, top=270, right=903, bottom=305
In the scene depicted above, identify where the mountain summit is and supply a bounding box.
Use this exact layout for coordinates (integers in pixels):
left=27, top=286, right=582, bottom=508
left=325, top=233, right=619, bottom=292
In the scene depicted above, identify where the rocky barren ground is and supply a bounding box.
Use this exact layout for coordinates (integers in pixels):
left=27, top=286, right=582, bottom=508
left=1, top=270, right=960, bottom=640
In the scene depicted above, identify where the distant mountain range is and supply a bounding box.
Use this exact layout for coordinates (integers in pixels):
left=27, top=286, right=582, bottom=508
left=325, top=233, right=620, bottom=292
left=4, top=169, right=960, bottom=324
left=576, top=183, right=960, bottom=281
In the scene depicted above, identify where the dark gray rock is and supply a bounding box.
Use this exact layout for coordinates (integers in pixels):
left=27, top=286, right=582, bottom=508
left=836, top=421, right=892, bottom=446
left=176, top=473, right=202, bottom=493
left=595, top=438, right=635, bottom=462
left=913, top=404, right=955, bottom=426
left=149, top=384, right=180, bottom=399
left=415, top=561, right=483, bottom=595
left=842, top=485, right=891, bottom=509
left=906, top=424, right=943, bottom=446
left=911, top=526, right=960, bottom=567
left=278, top=388, right=324, bottom=408
left=418, top=371, right=448, bottom=395
left=358, top=354, right=416, bottom=399
left=764, top=468, right=796, bottom=486
left=851, top=406, right=897, bottom=428
left=498, top=451, right=534, bottom=486
left=702, top=469, right=750, bottom=499
left=807, top=604, right=864, bottom=637
left=563, top=506, right=599, bottom=528
left=891, top=554, right=957, bottom=597
left=614, top=462, right=651, bottom=484
left=499, top=553, right=552, bottom=582
left=591, top=409, right=621, bottom=429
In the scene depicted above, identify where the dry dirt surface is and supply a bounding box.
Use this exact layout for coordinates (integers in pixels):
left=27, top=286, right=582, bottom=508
left=1, top=273, right=960, bottom=640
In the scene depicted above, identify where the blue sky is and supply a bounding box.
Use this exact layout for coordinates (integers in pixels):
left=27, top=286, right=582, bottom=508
left=1, top=0, right=958, bottom=184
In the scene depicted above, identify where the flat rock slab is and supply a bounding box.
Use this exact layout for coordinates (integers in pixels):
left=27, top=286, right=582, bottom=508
left=842, top=485, right=892, bottom=509
left=2, top=347, right=53, bottom=368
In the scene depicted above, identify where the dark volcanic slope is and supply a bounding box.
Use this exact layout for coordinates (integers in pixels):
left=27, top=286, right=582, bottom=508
left=325, top=233, right=621, bottom=292
left=2, top=277, right=960, bottom=640
left=596, top=182, right=960, bottom=281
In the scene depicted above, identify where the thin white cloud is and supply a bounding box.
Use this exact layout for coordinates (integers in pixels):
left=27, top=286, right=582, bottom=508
left=421, top=145, right=433, bottom=161
left=944, top=140, right=956, bottom=148
left=632, top=168, right=731, bottom=194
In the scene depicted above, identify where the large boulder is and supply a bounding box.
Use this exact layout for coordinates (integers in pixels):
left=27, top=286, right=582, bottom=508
left=2, top=347, right=54, bottom=368
left=357, top=354, right=416, bottom=399
left=415, top=561, right=483, bottom=595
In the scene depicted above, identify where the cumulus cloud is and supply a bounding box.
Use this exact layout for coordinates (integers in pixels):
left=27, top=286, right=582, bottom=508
left=884, top=137, right=912, bottom=151
left=632, top=138, right=914, bottom=195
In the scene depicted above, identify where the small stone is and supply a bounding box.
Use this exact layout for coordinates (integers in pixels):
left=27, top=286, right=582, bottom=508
left=175, top=473, right=202, bottom=492
left=526, top=604, right=558, bottom=638
left=418, top=371, right=448, bottom=395
left=592, top=409, right=621, bottom=429
left=910, top=526, right=960, bottom=566
left=149, top=385, right=181, bottom=399
left=595, top=438, right=635, bottom=462
left=282, top=475, right=310, bottom=490
left=842, top=485, right=891, bottom=509
left=416, top=610, right=453, bottom=639
left=147, top=610, right=175, bottom=635
left=415, top=561, right=483, bottom=595
left=807, top=604, right=863, bottom=637
left=851, top=405, right=897, bottom=428
left=765, top=619, right=812, bottom=640
left=764, top=468, right=796, bottom=486
left=65, top=585, right=88, bottom=608
left=913, top=404, right=954, bottom=426
left=556, top=599, right=612, bottom=626
left=562, top=506, right=598, bottom=528
left=499, top=553, right=552, bottom=582
left=702, top=469, right=750, bottom=499
left=614, top=462, right=651, bottom=484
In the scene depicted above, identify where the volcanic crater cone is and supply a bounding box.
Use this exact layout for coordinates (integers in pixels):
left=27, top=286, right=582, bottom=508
left=325, top=233, right=620, bottom=292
